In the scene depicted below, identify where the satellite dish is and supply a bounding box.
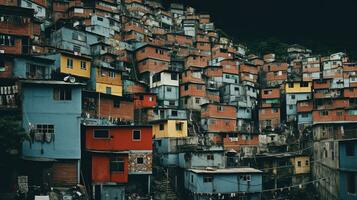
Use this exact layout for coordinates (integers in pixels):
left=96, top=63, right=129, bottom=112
left=63, top=75, right=70, bottom=82
left=69, top=76, right=76, bottom=83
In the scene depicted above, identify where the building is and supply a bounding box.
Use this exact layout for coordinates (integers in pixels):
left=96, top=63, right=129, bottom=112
left=285, top=81, right=312, bottom=122
left=184, top=168, right=262, bottom=200
left=83, top=125, right=152, bottom=199
left=152, top=119, right=188, bottom=138
left=21, top=80, right=83, bottom=188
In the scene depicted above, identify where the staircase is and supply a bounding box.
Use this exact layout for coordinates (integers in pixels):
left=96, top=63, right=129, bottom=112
left=152, top=168, right=179, bottom=200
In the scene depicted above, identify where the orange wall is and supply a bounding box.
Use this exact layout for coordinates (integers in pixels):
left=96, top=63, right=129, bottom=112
left=92, top=155, right=129, bottom=183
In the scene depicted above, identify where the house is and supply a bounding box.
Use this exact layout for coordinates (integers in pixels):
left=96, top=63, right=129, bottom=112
left=152, top=119, right=188, bottom=138
left=297, top=100, right=313, bottom=131
left=135, top=44, right=170, bottom=74
left=83, top=124, right=152, bottom=200
left=12, top=56, right=55, bottom=80
left=50, top=26, right=99, bottom=56
left=285, top=81, right=312, bottom=122
left=200, top=103, right=237, bottom=133
left=259, top=87, right=281, bottom=131
left=19, top=0, right=47, bottom=19
left=180, top=82, right=208, bottom=110
left=90, top=57, right=123, bottom=97
left=184, top=168, right=262, bottom=200
left=313, top=138, right=357, bottom=200
left=21, top=80, right=83, bottom=188
left=42, top=52, right=92, bottom=81
left=0, top=5, right=41, bottom=55
left=82, top=91, right=134, bottom=123
left=150, top=70, right=179, bottom=107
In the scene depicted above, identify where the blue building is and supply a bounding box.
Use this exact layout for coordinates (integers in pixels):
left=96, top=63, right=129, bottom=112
left=151, top=85, right=179, bottom=107
left=338, top=139, right=357, bottom=200
left=184, top=168, right=262, bottom=200
left=50, top=26, right=99, bottom=56
left=21, top=80, right=83, bottom=187
left=13, top=56, right=55, bottom=80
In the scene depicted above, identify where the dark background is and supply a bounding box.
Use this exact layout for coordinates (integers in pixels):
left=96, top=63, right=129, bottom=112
left=164, top=0, right=357, bottom=59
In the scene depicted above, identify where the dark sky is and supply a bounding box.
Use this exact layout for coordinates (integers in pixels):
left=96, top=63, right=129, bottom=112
left=165, top=0, right=357, bottom=57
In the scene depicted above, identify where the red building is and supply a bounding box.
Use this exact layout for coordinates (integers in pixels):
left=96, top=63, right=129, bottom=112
left=133, top=92, right=157, bottom=109
left=83, top=125, right=152, bottom=199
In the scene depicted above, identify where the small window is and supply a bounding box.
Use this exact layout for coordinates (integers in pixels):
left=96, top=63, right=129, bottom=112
left=305, top=160, right=309, bottom=166
left=80, top=61, right=86, bottom=69
left=139, top=95, right=144, bottom=100
left=300, top=82, right=309, bottom=87
left=53, top=87, right=72, bottom=101
left=203, top=176, right=213, bottom=183
left=184, top=85, right=189, bottom=91
left=347, top=173, right=356, bottom=194
left=291, top=95, right=296, bottom=100
left=207, top=154, right=214, bottom=160
left=106, top=87, right=111, bottom=94
left=288, top=83, right=294, bottom=88
left=171, top=73, right=178, bottom=80
left=171, top=110, right=178, bottom=116
left=166, top=87, right=172, bottom=92
left=195, top=98, right=200, bottom=104
left=73, top=45, right=81, bottom=53
left=297, top=161, right=301, bottom=167
left=97, top=17, right=103, bottom=21
left=94, top=130, right=109, bottom=139
left=109, top=71, right=115, bottom=78
left=320, top=110, right=328, bottom=116
left=136, top=157, right=144, bottom=164
left=113, top=99, right=120, bottom=108
left=132, top=130, right=141, bottom=141
left=176, top=123, right=182, bottom=131
left=159, top=124, right=164, bottom=130
left=346, top=142, right=355, bottom=156
left=337, top=111, right=343, bottom=116
left=110, top=157, right=124, bottom=172
left=67, top=58, right=73, bottom=69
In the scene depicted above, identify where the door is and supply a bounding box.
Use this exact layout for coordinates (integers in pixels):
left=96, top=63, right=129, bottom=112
left=101, top=185, right=125, bottom=200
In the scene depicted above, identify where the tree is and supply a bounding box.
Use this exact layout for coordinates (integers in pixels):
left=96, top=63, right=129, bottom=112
left=0, top=117, right=29, bottom=156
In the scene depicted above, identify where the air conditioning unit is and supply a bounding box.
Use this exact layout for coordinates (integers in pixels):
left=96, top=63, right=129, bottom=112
left=230, top=138, right=238, bottom=142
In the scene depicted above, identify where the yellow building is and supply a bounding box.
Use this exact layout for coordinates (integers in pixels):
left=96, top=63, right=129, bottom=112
left=93, top=66, right=122, bottom=96
left=290, top=155, right=310, bottom=174
left=152, top=120, right=188, bottom=138
left=285, top=81, right=312, bottom=93
left=59, top=53, right=91, bottom=78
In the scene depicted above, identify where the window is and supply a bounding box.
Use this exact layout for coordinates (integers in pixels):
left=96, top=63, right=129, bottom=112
left=217, top=106, right=224, bottom=111
left=109, top=71, right=115, bottom=78
left=26, top=64, right=48, bottom=79
left=132, top=130, right=141, bottom=141
left=320, top=110, right=328, bottom=116
left=72, top=32, right=86, bottom=42
left=171, top=73, right=177, bottom=80
left=291, top=95, right=296, bottom=100
left=166, top=87, right=172, bottom=92
left=137, top=157, right=144, bottom=164
left=337, top=111, right=343, bottom=116
left=176, top=123, right=182, bottom=131
left=139, top=95, right=144, bottom=100
left=297, top=161, right=301, bottom=167
left=235, top=87, right=239, bottom=91
left=67, top=59, right=73, bottom=69
left=110, top=157, right=124, bottom=172
left=73, top=45, right=81, bottom=53
left=93, top=130, right=109, bottom=139
left=203, top=176, right=213, bottom=183
left=149, top=97, right=153, bottom=101
left=80, top=61, right=86, bottom=69
left=347, top=173, right=356, bottom=194
left=35, top=124, right=54, bottom=139
left=300, top=82, right=309, bottom=87
left=113, top=99, right=120, bottom=108
left=0, top=34, right=15, bottom=46
left=171, top=110, right=178, bottom=116
left=207, top=154, right=214, bottom=160
left=97, top=17, right=103, bottom=21
left=53, top=87, right=72, bottom=100
left=195, top=98, right=200, bottom=104
left=240, top=175, right=251, bottom=181
left=0, top=60, right=4, bottom=72
left=305, top=160, right=309, bottom=166
left=159, top=124, right=164, bottom=130
left=288, top=83, right=294, bottom=88
left=289, top=105, right=293, bottom=110
left=191, top=175, right=194, bottom=183
left=346, top=142, right=355, bottom=156
left=301, top=113, right=308, bottom=118
left=106, top=87, right=111, bottom=94
left=197, top=85, right=203, bottom=90
left=184, top=85, right=188, bottom=90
